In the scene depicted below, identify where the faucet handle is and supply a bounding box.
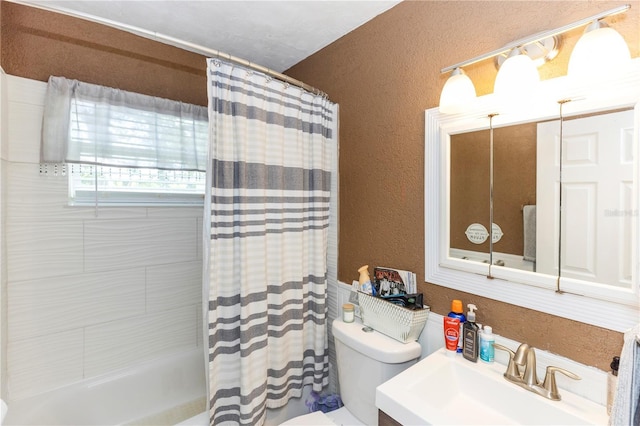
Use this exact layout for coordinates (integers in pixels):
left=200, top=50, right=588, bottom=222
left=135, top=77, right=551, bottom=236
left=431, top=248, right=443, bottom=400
left=542, top=366, right=581, bottom=401
left=494, top=343, right=522, bottom=381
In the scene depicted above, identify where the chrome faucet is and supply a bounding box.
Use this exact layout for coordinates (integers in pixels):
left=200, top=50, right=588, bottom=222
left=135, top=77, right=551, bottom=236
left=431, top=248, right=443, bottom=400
left=494, top=343, right=581, bottom=401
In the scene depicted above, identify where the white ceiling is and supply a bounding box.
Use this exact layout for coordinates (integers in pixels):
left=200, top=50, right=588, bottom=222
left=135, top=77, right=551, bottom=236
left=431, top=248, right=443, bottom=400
left=13, top=0, right=402, bottom=72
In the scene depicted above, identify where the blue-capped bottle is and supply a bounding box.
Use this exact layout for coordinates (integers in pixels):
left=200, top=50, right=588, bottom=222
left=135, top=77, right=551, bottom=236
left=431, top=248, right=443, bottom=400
left=479, top=325, right=495, bottom=363
left=448, top=299, right=466, bottom=353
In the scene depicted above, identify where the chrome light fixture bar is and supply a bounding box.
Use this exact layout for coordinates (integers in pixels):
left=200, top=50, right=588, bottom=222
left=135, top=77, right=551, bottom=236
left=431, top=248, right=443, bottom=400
left=438, top=4, right=632, bottom=114
left=440, top=4, right=630, bottom=74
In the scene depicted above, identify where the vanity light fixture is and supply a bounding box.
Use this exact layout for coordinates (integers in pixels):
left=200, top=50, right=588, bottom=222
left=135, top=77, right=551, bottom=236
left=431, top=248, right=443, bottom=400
left=439, top=4, right=631, bottom=114
left=568, top=20, right=631, bottom=79
left=438, top=68, right=476, bottom=114
left=493, top=47, right=540, bottom=102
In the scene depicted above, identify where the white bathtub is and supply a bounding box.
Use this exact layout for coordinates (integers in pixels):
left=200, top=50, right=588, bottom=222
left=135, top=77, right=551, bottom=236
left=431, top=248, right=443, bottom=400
left=3, top=348, right=206, bottom=425
left=177, top=385, right=316, bottom=426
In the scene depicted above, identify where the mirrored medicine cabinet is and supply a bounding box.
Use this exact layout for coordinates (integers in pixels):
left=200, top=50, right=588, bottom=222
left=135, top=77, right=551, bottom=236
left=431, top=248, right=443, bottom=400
left=425, top=59, right=640, bottom=332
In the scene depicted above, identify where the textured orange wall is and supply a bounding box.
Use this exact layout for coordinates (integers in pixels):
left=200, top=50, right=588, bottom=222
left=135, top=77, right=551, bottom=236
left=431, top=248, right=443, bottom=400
left=0, top=1, right=4, bottom=69
left=2, top=0, right=638, bottom=370
left=0, top=1, right=207, bottom=105
left=287, top=0, right=640, bottom=370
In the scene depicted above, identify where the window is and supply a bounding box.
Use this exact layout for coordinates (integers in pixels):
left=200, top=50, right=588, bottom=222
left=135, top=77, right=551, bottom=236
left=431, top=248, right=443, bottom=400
left=41, top=76, right=208, bottom=206
left=69, top=165, right=205, bottom=206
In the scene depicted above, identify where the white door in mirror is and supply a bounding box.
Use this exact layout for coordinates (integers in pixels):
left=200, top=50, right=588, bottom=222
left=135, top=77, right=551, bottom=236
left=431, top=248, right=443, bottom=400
left=537, top=109, right=634, bottom=287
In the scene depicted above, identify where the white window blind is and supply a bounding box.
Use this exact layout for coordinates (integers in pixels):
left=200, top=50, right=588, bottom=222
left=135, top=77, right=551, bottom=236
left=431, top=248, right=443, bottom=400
left=40, top=76, right=208, bottom=205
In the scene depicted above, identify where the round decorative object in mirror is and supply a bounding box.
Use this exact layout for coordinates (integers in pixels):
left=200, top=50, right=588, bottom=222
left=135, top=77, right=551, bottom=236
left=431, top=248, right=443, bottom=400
left=465, top=223, right=503, bottom=244
left=465, top=223, right=489, bottom=244
left=491, top=223, right=503, bottom=244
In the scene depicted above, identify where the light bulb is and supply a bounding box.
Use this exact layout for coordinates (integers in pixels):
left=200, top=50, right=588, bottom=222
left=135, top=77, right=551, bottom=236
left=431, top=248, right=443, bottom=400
left=439, top=68, right=476, bottom=114
left=494, top=49, right=540, bottom=96
left=568, top=20, right=631, bottom=79
left=493, top=48, right=540, bottom=108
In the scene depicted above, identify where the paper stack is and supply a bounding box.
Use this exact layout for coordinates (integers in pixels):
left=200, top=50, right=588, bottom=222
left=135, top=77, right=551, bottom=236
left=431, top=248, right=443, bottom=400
left=373, top=266, right=416, bottom=296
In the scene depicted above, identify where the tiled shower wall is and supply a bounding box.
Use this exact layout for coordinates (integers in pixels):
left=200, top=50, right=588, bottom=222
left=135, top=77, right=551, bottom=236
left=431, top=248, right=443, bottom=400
left=5, top=75, right=203, bottom=401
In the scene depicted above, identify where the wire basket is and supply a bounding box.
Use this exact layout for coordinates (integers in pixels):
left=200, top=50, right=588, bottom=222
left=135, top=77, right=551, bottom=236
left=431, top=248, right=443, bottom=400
left=357, top=292, right=429, bottom=343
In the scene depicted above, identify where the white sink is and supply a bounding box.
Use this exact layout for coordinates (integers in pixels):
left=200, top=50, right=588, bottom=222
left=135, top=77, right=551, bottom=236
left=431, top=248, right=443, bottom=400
left=376, top=348, right=608, bottom=425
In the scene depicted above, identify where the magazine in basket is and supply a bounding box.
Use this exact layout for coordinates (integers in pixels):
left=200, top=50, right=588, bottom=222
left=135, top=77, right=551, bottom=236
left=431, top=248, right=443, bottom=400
left=372, top=266, right=416, bottom=296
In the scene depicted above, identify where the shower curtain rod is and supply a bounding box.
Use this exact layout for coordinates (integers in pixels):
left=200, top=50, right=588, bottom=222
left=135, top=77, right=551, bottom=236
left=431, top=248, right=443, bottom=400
left=7, top=0, right=326, bottom=97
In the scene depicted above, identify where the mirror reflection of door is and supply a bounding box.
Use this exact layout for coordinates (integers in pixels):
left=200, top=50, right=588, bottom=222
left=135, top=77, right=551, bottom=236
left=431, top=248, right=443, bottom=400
left=537, top=110, right=634, bottom=288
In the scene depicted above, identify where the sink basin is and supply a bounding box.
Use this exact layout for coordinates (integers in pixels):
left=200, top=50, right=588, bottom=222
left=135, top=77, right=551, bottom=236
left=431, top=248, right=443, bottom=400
left=376, top=348, right=608, bottom=425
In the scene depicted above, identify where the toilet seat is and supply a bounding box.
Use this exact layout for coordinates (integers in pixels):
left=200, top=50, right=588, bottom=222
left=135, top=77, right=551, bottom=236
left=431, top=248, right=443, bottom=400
left=280, top=406, right=364, bottom=426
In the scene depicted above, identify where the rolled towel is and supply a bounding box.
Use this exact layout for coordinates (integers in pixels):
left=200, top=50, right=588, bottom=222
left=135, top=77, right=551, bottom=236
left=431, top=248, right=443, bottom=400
left=609, top=324, right=640, bottom=425
left=1, top=399, right=7, bottom=424
left=523, top=205, right=536, bottom=262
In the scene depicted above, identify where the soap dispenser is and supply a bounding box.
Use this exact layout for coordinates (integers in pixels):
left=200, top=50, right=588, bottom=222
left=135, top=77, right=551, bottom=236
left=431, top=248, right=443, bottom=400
left=462, top=304, right=479, bottom=362
left=479, top=325, right=495, bottom=363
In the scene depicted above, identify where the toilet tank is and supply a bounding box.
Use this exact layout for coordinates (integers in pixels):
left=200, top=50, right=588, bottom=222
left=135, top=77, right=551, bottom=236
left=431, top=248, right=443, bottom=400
left=332, top=319, right=421, bottom=426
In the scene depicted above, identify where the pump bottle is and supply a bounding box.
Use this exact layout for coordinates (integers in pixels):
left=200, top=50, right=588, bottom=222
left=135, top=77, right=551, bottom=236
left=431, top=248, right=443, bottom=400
left=479, top=325, right=495, bottom=363
left=462, top=304, right=479, bottom=362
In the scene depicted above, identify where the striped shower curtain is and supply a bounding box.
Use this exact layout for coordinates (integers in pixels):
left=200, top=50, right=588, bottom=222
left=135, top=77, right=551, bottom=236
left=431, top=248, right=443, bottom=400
left=205, top=58, right=338, bottom=425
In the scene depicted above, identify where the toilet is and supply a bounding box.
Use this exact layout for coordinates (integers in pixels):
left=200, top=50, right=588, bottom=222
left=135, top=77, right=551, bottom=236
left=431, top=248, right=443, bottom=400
left=281, top=319, right=421, bottom=425
left=180, top=319, right=421, bottom=426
